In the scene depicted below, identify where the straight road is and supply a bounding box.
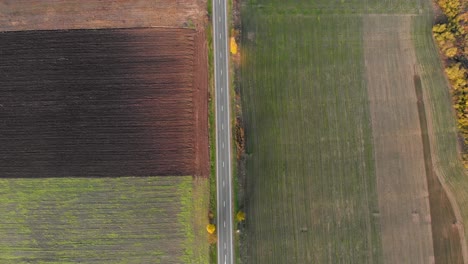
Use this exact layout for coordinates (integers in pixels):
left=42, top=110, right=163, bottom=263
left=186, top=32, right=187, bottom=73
left=212, top=0, right=234, bottom=263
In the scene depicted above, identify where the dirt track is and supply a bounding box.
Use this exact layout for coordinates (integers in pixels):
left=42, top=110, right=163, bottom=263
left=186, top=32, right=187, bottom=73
left=0, top=28, right=208, bottom=177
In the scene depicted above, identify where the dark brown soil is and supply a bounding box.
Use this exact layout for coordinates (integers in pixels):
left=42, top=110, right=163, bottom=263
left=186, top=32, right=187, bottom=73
left=0, top=28, right=208, bottom=178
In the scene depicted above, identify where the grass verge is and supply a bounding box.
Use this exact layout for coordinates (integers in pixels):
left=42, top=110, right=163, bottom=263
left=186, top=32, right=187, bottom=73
left=206, top=5, right=218, bottom=262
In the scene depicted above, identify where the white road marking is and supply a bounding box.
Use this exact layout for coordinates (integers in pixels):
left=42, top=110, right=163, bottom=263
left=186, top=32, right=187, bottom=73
left=222, top=123, right=224, bottom=130
left=214, top=1, right=234, bottom=263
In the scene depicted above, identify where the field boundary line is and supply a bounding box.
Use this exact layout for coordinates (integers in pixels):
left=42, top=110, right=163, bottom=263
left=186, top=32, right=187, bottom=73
left=421, top=66, right=468, bottom=263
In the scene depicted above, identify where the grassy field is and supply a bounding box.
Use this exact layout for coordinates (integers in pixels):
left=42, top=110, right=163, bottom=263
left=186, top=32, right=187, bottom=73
left=0, top=176, right=209, bottom=263
left=240, top=0, right=467, bottom=263
left=240, top=11, right=382, bottom=263
left=413, top=10, right=468, bottom=262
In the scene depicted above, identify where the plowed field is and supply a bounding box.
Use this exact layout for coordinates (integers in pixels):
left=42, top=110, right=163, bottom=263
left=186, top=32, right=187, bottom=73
left=0, top=27, right=208, bottom=178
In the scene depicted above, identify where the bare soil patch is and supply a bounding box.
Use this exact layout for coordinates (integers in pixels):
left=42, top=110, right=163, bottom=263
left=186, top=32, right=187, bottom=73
left=0, top=0, right=207, bottom=31
left=0, top=28, right=208, bottom=177
left=364, top=15, right=435, bottom=263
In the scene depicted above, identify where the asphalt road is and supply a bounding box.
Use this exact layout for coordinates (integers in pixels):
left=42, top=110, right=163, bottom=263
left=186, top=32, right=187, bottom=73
left=212, top=0, right=234, bottom=263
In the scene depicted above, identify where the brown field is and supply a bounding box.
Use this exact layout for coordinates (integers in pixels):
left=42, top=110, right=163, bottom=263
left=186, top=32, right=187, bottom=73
left=0, top=27, right=208, bottom=178
left=0, top=176, right=210, bottom=263
left=0, top=0, right=207, bottom=31
left=364, top=15, right=464, bottom=263
left=364, top=15, right=434, bottom=263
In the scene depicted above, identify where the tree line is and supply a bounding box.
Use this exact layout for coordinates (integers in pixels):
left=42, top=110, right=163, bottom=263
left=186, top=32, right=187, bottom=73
left=433, top=0, right=468, bottom=166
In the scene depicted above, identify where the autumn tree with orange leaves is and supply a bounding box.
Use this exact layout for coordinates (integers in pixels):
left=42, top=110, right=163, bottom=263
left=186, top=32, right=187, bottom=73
left=433, top=0, right=468, bottom=166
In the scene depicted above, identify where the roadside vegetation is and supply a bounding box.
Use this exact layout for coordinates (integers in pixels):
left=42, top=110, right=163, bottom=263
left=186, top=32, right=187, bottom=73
left=227, top=2, right=247, bottom=264
left=206, top=2, right=219, bottom=262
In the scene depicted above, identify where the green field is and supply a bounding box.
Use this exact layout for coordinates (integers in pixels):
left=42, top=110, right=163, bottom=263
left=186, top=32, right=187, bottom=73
left=413, top=12, right=468, bottom=261
left=240, top=0, right=468, bottom=263
left=240, top=11, right=381, bottom=264
left=0, top=176, right=209, bottom=263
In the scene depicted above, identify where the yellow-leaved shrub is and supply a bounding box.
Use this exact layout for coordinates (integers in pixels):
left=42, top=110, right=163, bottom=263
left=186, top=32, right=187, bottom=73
left=445, top=63, right=467, bottom=90
left=445, top=47, right=459, bottom=57
left=434, top=0, right=468, bottom=167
